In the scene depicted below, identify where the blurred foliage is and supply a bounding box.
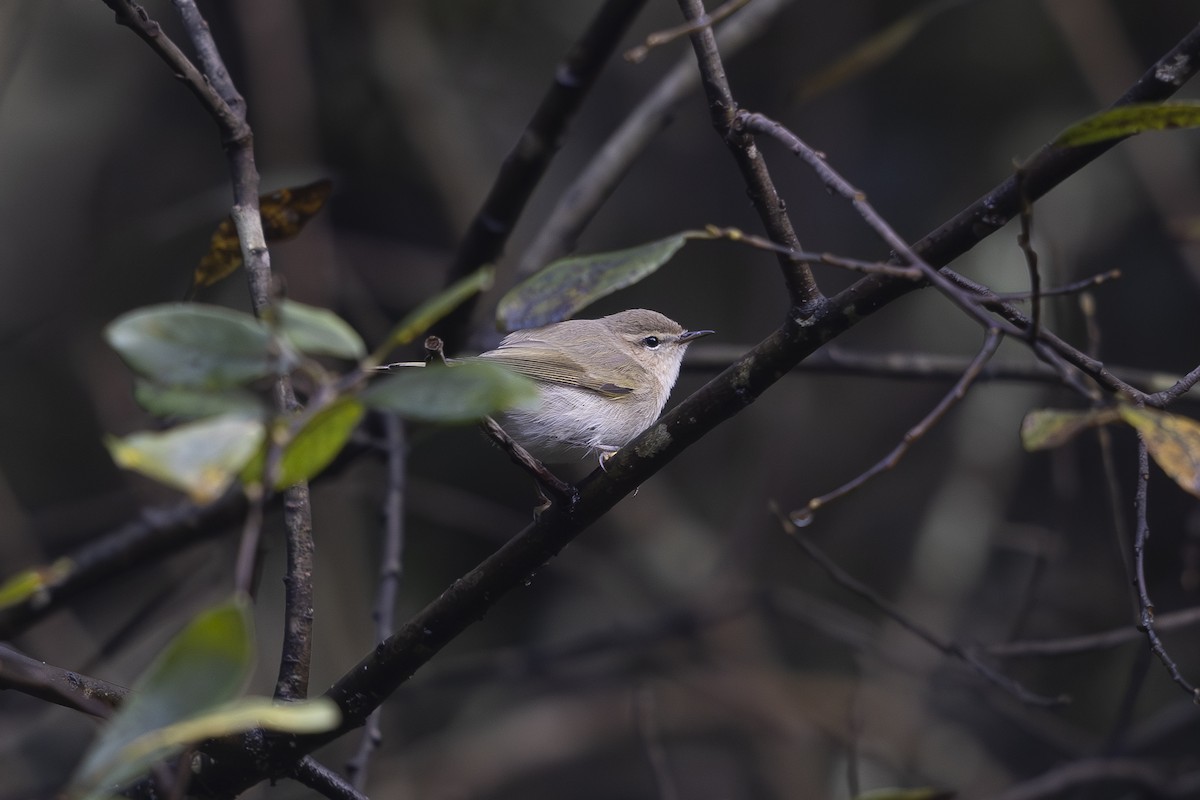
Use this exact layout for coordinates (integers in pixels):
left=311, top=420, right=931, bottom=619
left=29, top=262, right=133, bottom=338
left=3, top=1, right=1200, bottom=799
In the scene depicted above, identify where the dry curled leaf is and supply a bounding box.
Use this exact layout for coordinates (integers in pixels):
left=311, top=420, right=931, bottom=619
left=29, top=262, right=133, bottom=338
left=192, top=179, right=333, bottom=291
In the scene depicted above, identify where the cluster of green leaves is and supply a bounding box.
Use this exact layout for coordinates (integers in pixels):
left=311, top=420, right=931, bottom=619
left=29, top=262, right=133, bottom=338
left=104, top=269, right=539, bottom=503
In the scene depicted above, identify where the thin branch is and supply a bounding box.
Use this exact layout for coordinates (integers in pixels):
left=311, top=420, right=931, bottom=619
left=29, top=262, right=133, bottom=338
left=0, top=495, right=246, bottom=639
left=480, top=416, right=578, bottom=508
left=1014, top=166, right=1042, bottom=342
left=686, top=344, right=1200, bottom=402
left=233, top=486, right=266, bottom=596
left=1132, top=437, right=1199, bottom=698
left=275, top=481, right=315, bottom=701
left=676, top=0, right=820, bottom=310
left=166, top=0, right=323, bottom=700
left=772, top=503, right=1067, bottom=708
left=439, top=0, right=649, bottom=350
left=992, top=268, right=1120, bottom=301
left=624, top=0, right=749, bottom=63
left=737, top=111, right=1034, bottom=344
left=291, top=757, right=368, bottom=800
left=0, top=644, right=124, bottom=717
left=1147, top=362, right=1200, bottom=406
left=985, top=758, right=1200, bottom=800
left=988, top=605, right=1200, bottom=657
left=800, top=328, right=1003, bottom=517
left=346, top=415, right=406, bottom=791
left=939, top=268, right=1141, bottom=399
left=99, top=0, right=247, bottom=140
left=517, top=0, right=797, bottom=276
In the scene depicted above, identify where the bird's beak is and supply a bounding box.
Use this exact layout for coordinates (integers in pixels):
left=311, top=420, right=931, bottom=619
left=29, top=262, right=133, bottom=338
left=679, top=329, right=715, bottom=343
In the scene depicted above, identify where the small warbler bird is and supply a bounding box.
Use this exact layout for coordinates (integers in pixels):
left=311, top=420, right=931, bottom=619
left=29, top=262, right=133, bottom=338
left=476, top=309, right=713, bottom=463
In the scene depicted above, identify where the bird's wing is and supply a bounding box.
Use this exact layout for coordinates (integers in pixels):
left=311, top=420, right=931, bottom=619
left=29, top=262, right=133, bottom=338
left=476, top=340, right=635, bottom=397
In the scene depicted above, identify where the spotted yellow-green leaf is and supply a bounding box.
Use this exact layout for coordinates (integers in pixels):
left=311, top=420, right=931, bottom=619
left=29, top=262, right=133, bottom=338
left=363, top=362, right=539, bottom=423
left=1118, top=404, right=1200, bottom=498
left=1054, top=102, right=1200, bottom=148
left=106, top=304, right=282, bottom=388
left=370, top=266, right=494, bottom=366
left=497, top=232, right=698, bottom=331
left=275, top=300, right=366, bottom=360
left=243, top=397, right=365, bottom=488
left=72, top=596, right=256, bottom=796
left=1020, top=407, right=1120, bottom=451
left=107, top=413, right=266, bottom=503
left=0, top=558, right=72, bottom=610
left=192, top=179, right=332, bottom=291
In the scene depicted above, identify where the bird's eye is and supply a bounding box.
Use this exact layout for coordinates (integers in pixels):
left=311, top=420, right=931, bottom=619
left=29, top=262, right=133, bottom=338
left=641, top=336, right=661, bottom=349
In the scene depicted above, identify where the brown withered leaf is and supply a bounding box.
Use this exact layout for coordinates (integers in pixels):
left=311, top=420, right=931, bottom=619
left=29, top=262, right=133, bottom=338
left=192, top=179, right=333, bottom=291
left=1118, top=404, right=1200, bottom=498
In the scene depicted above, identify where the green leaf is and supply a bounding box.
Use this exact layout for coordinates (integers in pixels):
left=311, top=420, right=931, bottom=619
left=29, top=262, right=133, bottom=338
left=106, top=304, right=281, bottom=388
left=133, top=380, right=265, bottom=420
left=371, top=266, right=494, bottom=365
left=363, top=362, right=540, bottom=423
left=497, top=232, right=695, bottom=331
left=243, top=398, right=365, bottom=488
left=72, top=596, right=256, bottom=795
left=1054, top=102, right=1200, bottom=147
left=275, top=300, right=367, bottom=360
left=1118, top=404, right=1200, bottom=498
left=106, top=413, right=266, bottom=504
left=78, top=697, right=338, bottom=800
left=1019, top=407, right=1119, bottom=451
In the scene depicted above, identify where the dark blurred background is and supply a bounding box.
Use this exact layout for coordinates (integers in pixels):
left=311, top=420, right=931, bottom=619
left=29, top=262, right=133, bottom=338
left=3, top=1, right=1200, bottom=797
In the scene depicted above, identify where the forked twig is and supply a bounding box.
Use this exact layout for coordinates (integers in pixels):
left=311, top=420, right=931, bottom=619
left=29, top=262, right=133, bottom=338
left=799, top=328, right=1003, bottom=518
left=771, top=503, right=1068, bottom=708
left=1132, top=437, right=1199, bottom=698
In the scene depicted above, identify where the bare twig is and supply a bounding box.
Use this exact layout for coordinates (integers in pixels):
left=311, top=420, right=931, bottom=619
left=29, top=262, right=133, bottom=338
left=292, top=757, right=368, bottom=800
left=772, top=503, right=1067, bottom=707
left=676, top=0, right=820, bottom=310
left=479, top=416, right=578, bottom=508
left=988, top=606, right=1200, bottom=657
left=624, top=0, right=749, bottom=62
left=800, top=328, right=1003, bottom=517
left=993, top=269, right=1120, bottom=301
left=275, top=481, right=315, bottom=701
left=736, top=111, right=1036, bottom=343
left=233, top=487, right=265, bottom=597
left=1014, top=166, right=1042, bottom=342
left=1132, top=437, right=1199, bottom=698
left=170, top=0, right=321, bottom=699
left=518, top=0, right=797, bottom=276
left=439, top=0, right=649, bottom=350
left=0, top=495, right=246, bottom=639
left=0, top=644, right=123, bottom=717
left=346, top=415, right=406, bottom=790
